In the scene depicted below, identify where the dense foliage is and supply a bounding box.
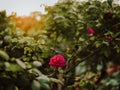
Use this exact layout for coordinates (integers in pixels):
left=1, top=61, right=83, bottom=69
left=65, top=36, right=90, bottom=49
left=41, top=0, right=120, bottom=89
left=0, top=0, right=120, bottom=90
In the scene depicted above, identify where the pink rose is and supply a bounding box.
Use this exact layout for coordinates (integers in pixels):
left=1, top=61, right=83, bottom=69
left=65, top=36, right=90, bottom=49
left=87, top=28, right=94, bottom=35
left=49, top=54, right=66, bottom=69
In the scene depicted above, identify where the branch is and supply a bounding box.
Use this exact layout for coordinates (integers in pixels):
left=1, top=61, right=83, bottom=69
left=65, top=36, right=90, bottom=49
left=64, top=49, right=99, bottom=74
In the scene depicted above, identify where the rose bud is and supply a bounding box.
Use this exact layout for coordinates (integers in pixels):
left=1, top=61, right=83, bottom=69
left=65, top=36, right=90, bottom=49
left=106, top=66, right=116, bottom=76
left=87, top=28, right=94, bottom=36
left=106, top=35, right=112, bottom=40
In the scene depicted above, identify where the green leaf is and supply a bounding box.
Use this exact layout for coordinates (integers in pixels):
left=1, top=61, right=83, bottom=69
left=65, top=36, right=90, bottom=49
left=16, top=59, right=26, bottom=69
left=29, top=68, right=42, bottom=76
left=15, top=86, right=19, bottom=90
left=114, top=32, right=120, bottom=38
left=37, top=75, right=49, bottom=84
left=4, top=62, right=10, bottom=67
left=53, top=15, right=65, bottom=20
left=4, top=35, right=12, bottom=43
left=88, top=5, right=98, bottom=9
left=36, top=75, right=50, bottom=90
left=107, top=0, right=113, bottom=7
left=106, top=79, right=119, bottom=86
left=32, top=80, right=41, bottom=90
left=95, top=41, right=101, bottom=48
left=104, top=50, right=110, bottom=57
left=41, top=83, right=50, bottom=90
left=5, top=63, right=22, bottom=72
left=89, top=36, right=95, bottom=41
left=49, top=78, right=64, bottom=85
left=102, top=41, right=109, bottom=46
left=0, top=50, right=9, bottom=60
left=33, top=61, right=42, bottom=67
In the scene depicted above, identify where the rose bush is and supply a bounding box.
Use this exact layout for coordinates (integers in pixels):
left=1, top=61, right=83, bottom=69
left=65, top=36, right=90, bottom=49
left=1, top=0, right=120, bottom=90
left=41, top=0, right=120, bottom=89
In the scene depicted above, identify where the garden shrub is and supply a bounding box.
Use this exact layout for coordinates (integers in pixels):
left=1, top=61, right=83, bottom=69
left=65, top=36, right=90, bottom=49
left=0, top=0, right=120, bottom=90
